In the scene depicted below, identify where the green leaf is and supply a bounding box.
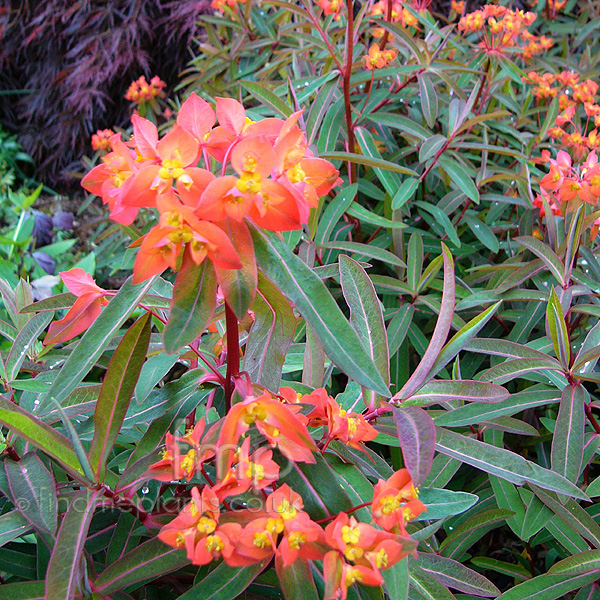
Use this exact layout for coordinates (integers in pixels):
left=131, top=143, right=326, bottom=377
left=5, top=312, right=52, bottom=381
left=435, top=427, right=589, bottom=500
left=0, top=397, right=85, bottom=480
left=339, top=255, right=390, bottom=407
left=395, top=244, right=454, bottom=400
left=409, top=562, right=456, bottom=600
left=0, top=581, right=44, bottom=600
left=393, top=177, right=421, bottom=211
left=546, top=288, right=571, bottom=369
left=415, top=553, right=500, bottom=597
left=320, top=241, right=405, bottom=268
left=0, top=509, right=31, bottom=547
left=549, top=550, right=600, bottom=575
left=315, top=184, right=357, bottom=246
left=551, top=384, right=585, bottom=484
left=215, top=219, right=257, bottom=319
left=243, top=273, right=296, bottom=392
left=276, top=557, right=320, bottom=600
left=163, top=256, right=217, bottom=353
left=406, top=380, right=509, bottom=407
left=41, top=276, right=156, bottom=409
left=45, top=489, right=100, bottom=600
left=415, top=201, right=460, bottom=247
left=367, top=113, right=430, bottom=141
left=464, top=214, right=499, bottom=253
left=177, top=561, right=266, bottom=600
left=251, top=225, right=389, bottom=396
left=438, top=156, right=479, bottom=203
left=88, top=312, right=151, bottom=481
left=239, top=80, right=292, bottom=117
left=477, top=357, right=562, bottom=384
left=519, top=489, right=553, bottom=540
left=499, top=571, right=600, bottom=600
left=416, top=488, right=478, bottom=521
left=420, top=135, right=446, bottom=164
left=94, top=537, right=188, bottom=595
left=320, top=152, right=418, bottom=177
left=346, top=203, right=406, bottom=229
left=355, top=127, right=402, bottom=196
left=515, top=236, right=564, bottom=285
left=407, top=233, right=423, bottom=292
left=4, top=452, right=57, bottom=534
left=417, top=73, right=438, bottom=128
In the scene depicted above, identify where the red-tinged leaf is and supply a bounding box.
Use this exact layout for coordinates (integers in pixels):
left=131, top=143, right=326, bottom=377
left=303, top=323, right=326, bottom=388
left=395, top=244, right=454, bottom=401
left=339, top=255, right=390, bottom=408
left=0, top=510, right=31, bottom=546
left=547, top=287, right=571, bottom=369
left=0, top=581, right=44, bottom=600
left=548, top=550, right=600, bottom=575
left=499, top=571, right=600, bottom=600
left=163, top=254, right=217, bottom=353
left=5, top=452, right=57, bottom=534
left=477, top=357, right=562, bottom=384
left=6, top=311, right=53, bottom=380
left=45, top=489, right=101, bottom=600
left=0, top=397, right=86, bottom=480
left=88, top=312, right=151, bottom=481
left=392, top=406, right=435, bottom=486
left=94, top=537, right=189, bottom=595
left=276, top=556, right=320, bottom=600
left=176, top=561, right=267, bottom=600
left=44, top=293, right=103, bottom=346
left=435, top=427, right=588, bottom=500
left=409, top=562, right=456, bottom=600
left=417, top=73, right=438, bottom=128
left=415, top=553, right=500, bottom=597
left=406, top=380, right=509, bottom=406
left=215, top=219, right=257, bottom=319
left=243, top=273, right=296, bottom=392
left=515, top=236, right=565, bottom=286
left=551, top=383, right=585, bottom=484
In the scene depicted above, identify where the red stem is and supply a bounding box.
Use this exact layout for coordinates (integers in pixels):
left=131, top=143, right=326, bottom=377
left=315, top=501, right=373, bottom=524
left=224, top=302, right=240, bottom=411
left=343, top=0, right=357, bottom=185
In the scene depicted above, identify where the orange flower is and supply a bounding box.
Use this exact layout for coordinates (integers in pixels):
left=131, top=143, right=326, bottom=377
left=362, top=44, right=396, bottom=70
left=216, top=391, right=317, bottom=477
left=44, top=269, right=109, bottom=345
left=91, top=129, right=115, bottom=152
left=125, top=75, right=166, bottom=104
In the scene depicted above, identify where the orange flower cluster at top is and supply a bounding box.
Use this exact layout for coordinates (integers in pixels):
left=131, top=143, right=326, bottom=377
left=81, top=94, right=340, bottom=284
left=458, top=5, right=551, bottom=60
left=370, top=1, right=419, bottom=37
left=125, top=75, right=166, bottom=104
left=535, top=149, right=600, bottom=236
left=211, top=0, right=248, bottom=13
left=362, top=44, right=397, bottom=70
left=91, top=129, right=115, bottom=153
left=149, top=387, right=425, bottom=599
left=525, top=72, right=600, bottom=160
left=315, top=0, right=343, bottom=20
left=450, top=0, right=464, bottom=14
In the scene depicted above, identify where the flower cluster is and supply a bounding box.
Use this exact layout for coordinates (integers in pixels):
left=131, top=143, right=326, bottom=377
left=150, top=387, right=424, bottom=600
left=525, top=72, right=600, bottom=160
left=450, top=0, right=464, bottom=15
left=211, top=0, right=248, bottom=14
left=124, top=75, right=166, bottom=104
left=370, top=0, right=419, bottom=38
left=81, top=94, right=340, bottom=284
left=315, top=0, right=343, bottom=21
left=458, top=5, right=550, bottom=60
left=362, top=44, right=397, bottom=71
left=535, top=149, right=600, bottom=236
left=91, top=129, right=115, bottom=153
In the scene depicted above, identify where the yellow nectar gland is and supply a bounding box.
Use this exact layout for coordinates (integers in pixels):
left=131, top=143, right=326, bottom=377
left=180, top=449, right=197, bottom=478
left=243, top=403, right=268, bottom=425
left=253, top=531, right=271, bottom=549
left=341, top=525, right=361, bottom=545
left=176, top=532, right=187, bottom=547
left=236, top=171, right=262, bottom=194
left=288, top=531, right=306, bottom=550
left=168, top=225, right=193, bottom=245
left=287, top=163, right=306, bottom=183
left=265, top=517, right=285, bottom=535
left=205, top=534, right=225, bottom=554
left=246, top=461, right=265, bottom=481
left=347, top=417, right=358, bottom=437
left=159, top=156, right=185, bottom=181
left=112, top=171, right=129, bottom=188
left=344, top=545, right=364, bottom=561
left=379, top=493, right=401, bottom=515
left=276, top=499, right=298, bottom=520
left=374, top=548, right=389, bottom=569
left=345, top=568, right=364, bottom=586
left=197, top=517, right=217, bottom=535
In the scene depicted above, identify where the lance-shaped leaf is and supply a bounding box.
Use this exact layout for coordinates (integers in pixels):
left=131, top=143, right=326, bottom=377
left=6, top=312, right=53, bottom=382
left=416, top=553, right=500, bottom=597
left=276, top=556, right=320, bottom=600
left=393, top=406, right=435, bottom=486
left=215, top=219, right=257, bottom=319
left=415, top=488, right=478, bottom=521
left=0, top=397, right=85, bottom=480
left=435, top=427, right=588, bottom=500
left=499, top=571, right=600, bottom=600
left=177, top=561, right=266, bottom=600
left=428, top=302, right=501, bottom=380
left=303, top=323, right=325, bottom=388
left=88, top=312, right=151, bottom=481
left=45, top=489, right=100, bottom=600
left=477, top=357, right=562, bottom=384
left=339, top=255, right=390, bottom=408
left=243, top=273, right=296, bottom=392
left=0, top=510, right=31, bottom=547
left=407, top=232, right=424, bottom=292
left=546, top=287, right=571, bottom=369
left=163, top=255, right=217, bottom=353
left=409, top=562, right=456, bottom=600
left=394, top=244, right=454, bottom=401
left=0, top=581, right=45, bottom=600
left=405, top=380, right=509, bottom=406
left=41, top=276, right=156, bottom=408
left=551, top=383, right=585, bottom=484
left=94, top=537, right=188, bottom=594
left=515, top=235, right=565, bottom=285
left=548, top=550, right=600, bottom=575
left=250, top=225, right=389, bottom=396
left=5, top=452, right=57, bottom=534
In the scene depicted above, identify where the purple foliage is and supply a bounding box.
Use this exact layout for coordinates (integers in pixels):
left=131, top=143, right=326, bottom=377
left=0, top=0, right=211, bottom=188
left=32, top=250, right=56, bottom=275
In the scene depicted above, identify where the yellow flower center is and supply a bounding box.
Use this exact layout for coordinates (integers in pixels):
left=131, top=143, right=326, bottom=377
left=246, top=462, right=265, bottom=481
left=288, top=531, right=306, bottom=550
left=345, top=568, right=363, bottom=586
left=375, top=548, right=389, bottom=569
left=276, top=499, right=298, bottom=520
left=168, top=225, right=193, bottom=245
left=341, top=525, right=361, bottom=545
left=266, top=517, right=285, bottom=535
left=243, top=403, right=268, bottom=425
left=197, top=517, right=217, bottom=534
left=175, top=532, right=186, bottom=547
left=205, top=534, right=224, bottom=554
left=288, top=164, right=306, bottom=183
left=344, top=545, right=364, bottom=561
left=253, top=531, right=271, bottom=548
left=159, top=157, right=185, bottom=180
left=380, top=494, right=401, bottom=515
left=180, top=449, right=197, bottom=477
left=236, top=171, right=262, bottom=194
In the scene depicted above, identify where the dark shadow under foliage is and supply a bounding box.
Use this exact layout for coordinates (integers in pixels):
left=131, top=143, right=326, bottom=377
left=0, top=0, right=211, bottom=189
